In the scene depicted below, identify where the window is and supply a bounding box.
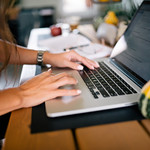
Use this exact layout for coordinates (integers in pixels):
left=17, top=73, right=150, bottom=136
left=63, top=0, right=87, bottom=13
left=60, top=0, right=99, bottom=18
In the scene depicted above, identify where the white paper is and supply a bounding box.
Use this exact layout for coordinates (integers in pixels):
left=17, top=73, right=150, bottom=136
left=39, top=33, right=112, bottom=59
left=39, top=33, right=91, bottom=53
left=74, top=43, right=112, bottom=59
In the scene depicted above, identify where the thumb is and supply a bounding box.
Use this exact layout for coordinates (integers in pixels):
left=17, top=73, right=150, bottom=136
left=67, top=62, right=84, bottom=70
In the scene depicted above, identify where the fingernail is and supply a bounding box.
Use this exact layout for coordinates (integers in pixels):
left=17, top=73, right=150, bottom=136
left=95, top=61, right=99, bottom=67
left=78, top=65, right=84, bottom=70
left=77, top=90, right=82, bottom=94
left=48, top=68, right=52, bottom=72
left=91, top=66, right=94, bottom=70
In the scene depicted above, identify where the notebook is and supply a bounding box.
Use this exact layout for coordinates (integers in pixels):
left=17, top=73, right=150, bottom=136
left=45, top=1, right=150, bottom=117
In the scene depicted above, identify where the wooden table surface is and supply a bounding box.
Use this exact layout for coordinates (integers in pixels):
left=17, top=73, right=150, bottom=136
left=2, top=25, right=150, bottom=150
left=2, top=107, right=150, bottom=150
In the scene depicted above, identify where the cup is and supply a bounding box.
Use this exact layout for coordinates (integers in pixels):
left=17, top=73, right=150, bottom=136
left=65, top=16, right=81, bottom=31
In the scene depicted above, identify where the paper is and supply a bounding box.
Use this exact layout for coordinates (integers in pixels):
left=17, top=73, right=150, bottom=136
left=74, top=43, right=112, bottom=59
left=39, top=33, right=91, bottom=53
left=39, top=33, right=112, bottom=59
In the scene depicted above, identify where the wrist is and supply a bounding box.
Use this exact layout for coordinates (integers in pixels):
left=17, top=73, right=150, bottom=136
left=0, top=88, right=24, bottom=115
left=14, top=87, right=25, bottom=108
left=16, top=86, right=30, bottom=108
left=7, top=88, right=24, bottom=110
left=43, top=51, right=54, bottom=65
left=36, top=50, right=45, bottom=66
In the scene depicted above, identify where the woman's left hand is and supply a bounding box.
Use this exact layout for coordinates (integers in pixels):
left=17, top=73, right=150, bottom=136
left=44, top=50, right=99, bottom=70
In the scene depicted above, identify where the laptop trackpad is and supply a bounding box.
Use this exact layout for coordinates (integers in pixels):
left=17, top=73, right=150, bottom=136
left=59, top=85, right=78, bottom=104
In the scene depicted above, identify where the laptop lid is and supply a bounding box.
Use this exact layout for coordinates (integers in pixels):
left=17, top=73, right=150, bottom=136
left=110, top=0, right=150, bottom=88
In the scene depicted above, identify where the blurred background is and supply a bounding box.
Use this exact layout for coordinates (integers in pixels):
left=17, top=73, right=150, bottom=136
left=1, top=0, right=145, bottom=91
left=8, top=0, right=143, bottom=47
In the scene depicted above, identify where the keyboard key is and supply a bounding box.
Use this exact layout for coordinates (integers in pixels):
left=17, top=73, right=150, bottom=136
left=121, top=87, right=132, bottom=94
left=78, top=62, right=136, bottom=99
left=97, top=87, right=110, bottom=97
left=113, top=87, right=125, bottom=95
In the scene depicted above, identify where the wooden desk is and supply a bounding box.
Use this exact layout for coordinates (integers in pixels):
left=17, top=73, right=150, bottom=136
left=2, top=108, right=150, bottom=150
left=2, top=25, right=150, bottom=150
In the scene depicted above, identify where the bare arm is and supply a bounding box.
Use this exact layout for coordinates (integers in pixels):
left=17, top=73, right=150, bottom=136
left=0, top=70, right=80, bottom=116
left=0, top=39, right=99, bottom=115
left=0, top=40, right=38, bottom=65
left=0, top=88, right=22, bottom=115
left=0, top=39, right=99, bottom=69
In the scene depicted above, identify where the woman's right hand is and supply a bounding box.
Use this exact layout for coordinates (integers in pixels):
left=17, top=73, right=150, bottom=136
left=18, top=69, right=81, bottom=108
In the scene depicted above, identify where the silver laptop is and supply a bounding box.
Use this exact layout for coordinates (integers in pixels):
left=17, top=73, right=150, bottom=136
left=45, top=1, right=150, bottom=117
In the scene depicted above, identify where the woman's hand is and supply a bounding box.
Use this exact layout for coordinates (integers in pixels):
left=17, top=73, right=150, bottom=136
left=18, top=69, right=81, bottom=108
left=44, top=50, right=99, bottom=70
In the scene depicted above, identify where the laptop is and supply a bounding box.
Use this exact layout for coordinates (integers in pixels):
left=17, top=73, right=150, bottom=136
left=45, top=0, right=150, bottom=117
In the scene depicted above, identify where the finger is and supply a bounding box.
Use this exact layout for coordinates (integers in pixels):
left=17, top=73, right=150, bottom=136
left=40, top=69, right=53, bottom=78
left=36, top=69, right=55, bottom=83
left=32, top=69, right=52, bottom=81
left=79, top=56, right=99, bottom=69
left=39, top=71, right=72, bottom=86
left=65, top=61, right=84, bottom=70
left=48, top=68, right=52, bottom=73
left=70, top=51, right=99, bottom=69
left=51, top=76, right=78, bottom=89
left=75, top=56, right=95, bottom=70
left=53, top=89, right=82, bottom=97
left=86, top=58, right=99, bottom=68
left=50, top=72, right=72, bottom=82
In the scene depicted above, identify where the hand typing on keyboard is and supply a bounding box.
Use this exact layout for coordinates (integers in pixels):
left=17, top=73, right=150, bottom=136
left=79, top=62, right=137, bottom=99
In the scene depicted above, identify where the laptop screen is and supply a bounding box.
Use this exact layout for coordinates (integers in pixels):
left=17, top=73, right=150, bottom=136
left=111, top=1, right=150, bottom=85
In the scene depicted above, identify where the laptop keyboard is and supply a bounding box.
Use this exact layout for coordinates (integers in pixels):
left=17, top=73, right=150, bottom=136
left=78, top=62, right=137, bottom=99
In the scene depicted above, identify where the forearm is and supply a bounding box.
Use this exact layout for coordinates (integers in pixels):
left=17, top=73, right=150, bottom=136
left=15, top=45, right=38, bottom=64
left=0, top=40, right=38, bottom=65
left=0, top=88, right=23, bottom=115
left=17, top=47, right=52, bottom=65
left=0, top=39, right=61, bottom=65
left=17, top=47, right=54, bottom=65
